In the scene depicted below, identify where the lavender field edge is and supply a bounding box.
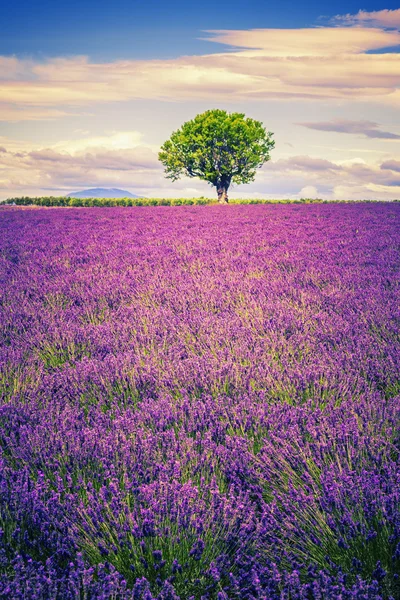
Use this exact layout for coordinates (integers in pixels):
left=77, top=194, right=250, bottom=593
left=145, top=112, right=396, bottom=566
left=3, top=196, right=400, bottom=208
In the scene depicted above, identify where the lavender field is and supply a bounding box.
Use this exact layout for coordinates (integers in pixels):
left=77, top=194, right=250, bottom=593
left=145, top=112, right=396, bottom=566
left=0, top=203, right=399, bottom=599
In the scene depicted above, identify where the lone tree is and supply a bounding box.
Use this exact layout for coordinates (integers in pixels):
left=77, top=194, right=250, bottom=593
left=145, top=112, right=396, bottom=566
left=158, top=109, right=275, bottom=203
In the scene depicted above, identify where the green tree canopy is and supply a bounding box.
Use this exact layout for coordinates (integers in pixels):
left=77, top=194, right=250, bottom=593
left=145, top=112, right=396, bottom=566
left=158, top=109, right=275, bottom=203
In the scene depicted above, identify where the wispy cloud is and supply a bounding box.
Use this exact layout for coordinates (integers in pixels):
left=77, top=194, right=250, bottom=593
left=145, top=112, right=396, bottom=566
left=297, top=119, right=400, bottom=140
left=332, top=9, right=400, bottom=29
left=202, top=26, right=400, bottom=55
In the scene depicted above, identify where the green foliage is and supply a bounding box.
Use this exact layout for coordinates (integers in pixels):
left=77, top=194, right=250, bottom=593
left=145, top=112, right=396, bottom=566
left=158, top=109, right=275, bottom=196
left=2, top=196, right=391, bottom=207
left=3, top=196, right=216, bottom=207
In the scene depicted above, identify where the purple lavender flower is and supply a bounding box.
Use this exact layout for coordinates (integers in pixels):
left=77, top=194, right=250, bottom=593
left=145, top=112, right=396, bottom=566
left=0, top=204, right=399, bottom=598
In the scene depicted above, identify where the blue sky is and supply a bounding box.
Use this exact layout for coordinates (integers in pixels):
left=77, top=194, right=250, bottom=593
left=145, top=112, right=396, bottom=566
left=2, top=0, right=399, bottom=58
left=0, top=2, right=400, bottom=199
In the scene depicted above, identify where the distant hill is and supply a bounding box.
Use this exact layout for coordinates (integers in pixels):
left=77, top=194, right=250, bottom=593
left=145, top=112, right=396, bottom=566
left=66, top=188, right=141, bottom=199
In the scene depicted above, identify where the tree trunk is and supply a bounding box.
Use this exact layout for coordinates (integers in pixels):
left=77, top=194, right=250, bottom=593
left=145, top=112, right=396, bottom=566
left=217, top=185, right=229, bottom=203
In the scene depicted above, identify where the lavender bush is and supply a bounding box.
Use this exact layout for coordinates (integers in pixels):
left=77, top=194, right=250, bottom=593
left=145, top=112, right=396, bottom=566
left=0, top=204, right=399, bottom=599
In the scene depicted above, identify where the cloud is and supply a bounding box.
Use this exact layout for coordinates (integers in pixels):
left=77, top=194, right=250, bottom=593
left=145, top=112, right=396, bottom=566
left=0, top=20, right=400, bottom=121
left=265, top=155, right=341, bottom=172
left=332, top=9, right=400, bottom=29
left=203, top=26, right=400, bottom=55
left=0, top=56, right=33, bottom=80
left=0, top=131, right=164, bottom=196
left=299, top=185, right=319, bottom=197
left=27, top=146, right=159, bottom=171
left=250, top=154, right=400, bottom=198
left=2, top=129, right=399, bottom=200
left=52, top=131, right=145, bottom=153
left=0, top=105, right=87, bottom=122
left=381, top=159, right=400, bottom=172
left=297, top=119, right=400, bottom=139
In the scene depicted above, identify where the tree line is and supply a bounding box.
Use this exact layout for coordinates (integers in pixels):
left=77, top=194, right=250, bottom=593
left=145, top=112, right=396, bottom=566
left=3, top=196, right=342, bottom=207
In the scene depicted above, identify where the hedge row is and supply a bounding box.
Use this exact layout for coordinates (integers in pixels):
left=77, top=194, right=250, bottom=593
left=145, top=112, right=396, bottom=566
left=3, top=196, right=398, bottom=207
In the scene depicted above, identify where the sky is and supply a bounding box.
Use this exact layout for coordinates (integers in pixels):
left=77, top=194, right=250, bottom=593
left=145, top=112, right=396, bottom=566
left=0, top=1, right=400, bottom=200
